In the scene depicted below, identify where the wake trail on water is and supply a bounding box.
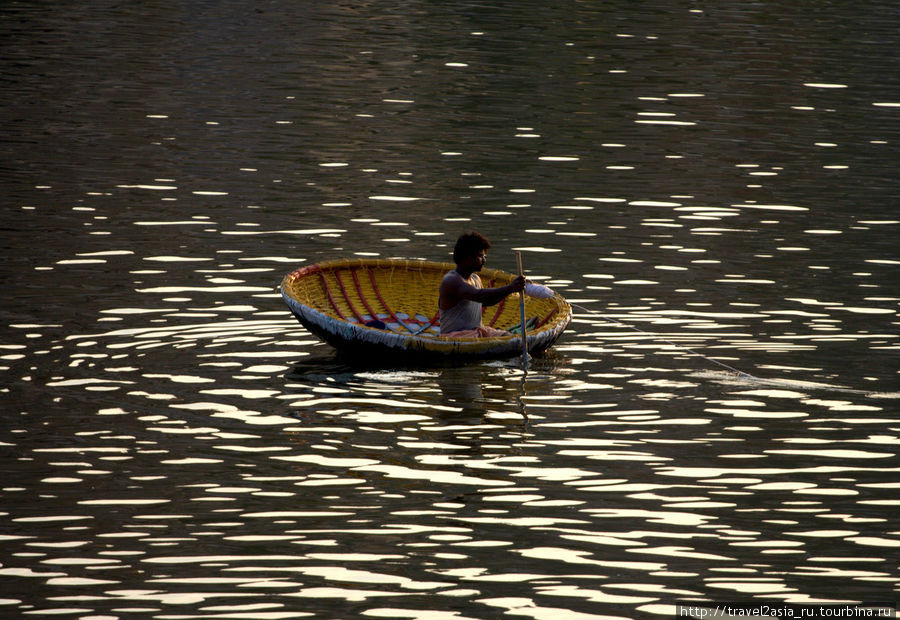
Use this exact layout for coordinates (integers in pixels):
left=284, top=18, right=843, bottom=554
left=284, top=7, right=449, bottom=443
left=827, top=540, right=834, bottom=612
left=571, top=303, right=898, bottom=400
left=689, top=370, right=900, bottom=400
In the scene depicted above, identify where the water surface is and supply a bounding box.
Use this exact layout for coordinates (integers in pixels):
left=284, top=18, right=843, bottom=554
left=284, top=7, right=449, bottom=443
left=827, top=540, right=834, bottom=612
left=2, top=1, right=898, bottom=617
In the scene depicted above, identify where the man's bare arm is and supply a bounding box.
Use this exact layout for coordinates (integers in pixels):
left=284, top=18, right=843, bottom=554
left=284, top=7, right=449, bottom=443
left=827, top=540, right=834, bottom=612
left=442, top=275, right=525, bottom=309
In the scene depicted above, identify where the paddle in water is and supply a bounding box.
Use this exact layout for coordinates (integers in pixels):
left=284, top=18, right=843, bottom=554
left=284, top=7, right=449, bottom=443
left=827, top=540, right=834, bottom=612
left=516, top=251, right=530, bottom=369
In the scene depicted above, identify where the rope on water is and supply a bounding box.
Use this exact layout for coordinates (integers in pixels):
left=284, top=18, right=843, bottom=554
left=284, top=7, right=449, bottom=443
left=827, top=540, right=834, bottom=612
left=570, top=302, right=757, bottom=380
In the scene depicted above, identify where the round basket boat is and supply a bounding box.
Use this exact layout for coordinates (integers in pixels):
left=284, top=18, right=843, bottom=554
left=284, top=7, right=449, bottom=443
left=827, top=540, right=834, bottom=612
left=280, top=258, right=572, bottom=360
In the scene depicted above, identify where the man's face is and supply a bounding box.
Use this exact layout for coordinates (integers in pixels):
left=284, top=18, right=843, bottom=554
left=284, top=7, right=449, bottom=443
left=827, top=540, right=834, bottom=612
left=474, top=250, right=487, bottom=271
left=464, top=250, right=487, bottom=272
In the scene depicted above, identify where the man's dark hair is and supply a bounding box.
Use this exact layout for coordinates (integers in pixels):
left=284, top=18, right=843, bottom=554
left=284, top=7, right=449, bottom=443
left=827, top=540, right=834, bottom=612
left=453, top=231, right=491, bottom=263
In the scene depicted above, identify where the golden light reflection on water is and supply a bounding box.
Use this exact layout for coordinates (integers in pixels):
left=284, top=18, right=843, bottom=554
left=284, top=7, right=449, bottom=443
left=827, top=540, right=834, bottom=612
left=10, top=324, right=897, bottom=615
left=3, top=1, right=900, bottom=618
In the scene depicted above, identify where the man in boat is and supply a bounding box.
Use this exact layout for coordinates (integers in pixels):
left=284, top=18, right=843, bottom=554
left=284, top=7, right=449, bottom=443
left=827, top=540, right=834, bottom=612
left=439, top=231, right=526, bottom=337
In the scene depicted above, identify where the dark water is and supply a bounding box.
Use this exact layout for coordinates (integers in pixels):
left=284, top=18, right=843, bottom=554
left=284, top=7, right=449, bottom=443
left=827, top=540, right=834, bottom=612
left=2, top=1, right=898, bottom=618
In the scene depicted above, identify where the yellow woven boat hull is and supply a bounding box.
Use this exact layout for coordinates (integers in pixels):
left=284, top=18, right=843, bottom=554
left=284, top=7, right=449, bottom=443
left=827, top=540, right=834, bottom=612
left=280, top=259, right=571, bottom=360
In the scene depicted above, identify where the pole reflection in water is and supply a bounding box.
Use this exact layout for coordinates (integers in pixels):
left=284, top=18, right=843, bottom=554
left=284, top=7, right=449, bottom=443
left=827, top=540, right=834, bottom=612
left=518, top=370, right=529, bottom=422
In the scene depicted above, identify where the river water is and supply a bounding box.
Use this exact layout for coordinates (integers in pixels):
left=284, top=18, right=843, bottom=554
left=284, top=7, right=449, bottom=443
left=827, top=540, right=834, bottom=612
left=2, top=1, right=898, bottom=618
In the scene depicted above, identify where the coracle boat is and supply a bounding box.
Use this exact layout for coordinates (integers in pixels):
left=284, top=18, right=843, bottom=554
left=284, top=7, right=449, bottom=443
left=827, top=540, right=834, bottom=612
left=280, top=259, right=572, bottom=360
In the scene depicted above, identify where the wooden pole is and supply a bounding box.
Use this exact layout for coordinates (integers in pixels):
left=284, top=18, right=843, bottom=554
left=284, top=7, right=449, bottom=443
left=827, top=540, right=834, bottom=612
left=516, top=251, right=528, bottom=369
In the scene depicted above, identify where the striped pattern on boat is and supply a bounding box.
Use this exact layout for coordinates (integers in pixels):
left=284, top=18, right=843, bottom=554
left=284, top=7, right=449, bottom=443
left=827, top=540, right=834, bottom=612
left=280, top=258, right=572, bottom=359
